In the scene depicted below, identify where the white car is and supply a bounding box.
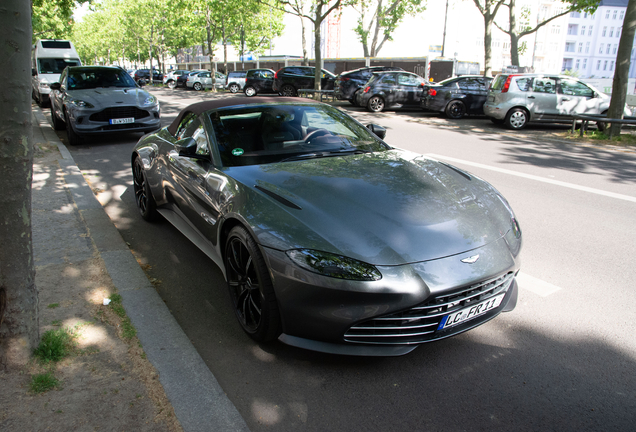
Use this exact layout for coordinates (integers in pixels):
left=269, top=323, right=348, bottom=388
left=186, top=71, right=227, bottom=91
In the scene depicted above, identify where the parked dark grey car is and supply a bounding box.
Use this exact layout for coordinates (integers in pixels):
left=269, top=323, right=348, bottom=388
left=421, top=75, right=493, bottom=119
left=243, top=68, right=276, bottom=97
left=131, top=98, right=522, bottom=356
left=50, top=66, right=161, bottom=146
left=334, top=66, right=403, bottom=106
left=356, top=71, right=427, bottom=112
left=272, top=66, right=336, bottom=96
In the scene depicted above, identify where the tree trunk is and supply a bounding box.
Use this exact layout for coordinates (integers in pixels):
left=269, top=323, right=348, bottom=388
left=0, top=0, right=38, bottom=370
left=300, top=16, right=309, bottom=66
left=314, top=3, right=324, bottom=93
left=509, top=0, right=519, bottom=66
left=608, top=0, right=636, bottom=137
left=483, top=13, right=493, bottom=77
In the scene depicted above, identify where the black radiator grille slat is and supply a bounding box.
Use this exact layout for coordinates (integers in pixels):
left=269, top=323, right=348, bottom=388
left=344, top=272, right=514, bottom=345
left=89, top=106, right=150, bottom=122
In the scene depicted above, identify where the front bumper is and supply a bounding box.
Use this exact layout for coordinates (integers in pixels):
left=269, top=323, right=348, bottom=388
left=68, top=105, right=161, bottom=135
left=263, top=235, right=521, bottom=356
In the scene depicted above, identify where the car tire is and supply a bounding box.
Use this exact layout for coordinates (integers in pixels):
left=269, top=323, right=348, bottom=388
left=225, top=225, right=281, bottom=342
left=167, top=80, right=176, bottom=89
left=505, top=108, right=529, bottom=130
left=367, top=96, right=385, bottom=113
left=132, top=157, right=159, bottom=222
left=281, top=84, right=296, bottom=97
left=229, top=84, right=240, bottom=93
left=193, top=82, right=203, bottom=91
left=244, top=86, right=257, bottom=97
left=65, top=112, right=82, bottom=146
left=445, top=100, right=466, bottom=119
left=50, top=103, right=64, bottom=131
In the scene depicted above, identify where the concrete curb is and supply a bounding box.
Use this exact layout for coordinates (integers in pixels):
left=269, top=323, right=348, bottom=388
left=32, top=106, right=250, bottom=432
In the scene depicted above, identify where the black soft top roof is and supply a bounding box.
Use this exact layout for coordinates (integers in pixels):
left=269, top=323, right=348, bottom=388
left=167, top=97, right=313, bottom=136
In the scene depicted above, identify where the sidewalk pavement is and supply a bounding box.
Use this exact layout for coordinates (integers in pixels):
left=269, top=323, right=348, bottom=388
left=5, top=106, right=251, bottom=431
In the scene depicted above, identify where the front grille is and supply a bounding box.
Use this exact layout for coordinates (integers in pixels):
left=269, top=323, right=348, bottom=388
left=344, top=272, right=514, bottom=345
left=99, top=123, right=145, bottom=131
left=89, top=106, right=150, bottom=122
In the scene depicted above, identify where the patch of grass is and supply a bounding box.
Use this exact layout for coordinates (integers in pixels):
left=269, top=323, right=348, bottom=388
left=108, top=294, right=137, bottom=340
left=30, top=372, right=59, bottom=393
left=47, top=303, right=60, bottom=309
left=51, top=320, right=62, bottom=326
left=33, top=328, right=76, bottom=363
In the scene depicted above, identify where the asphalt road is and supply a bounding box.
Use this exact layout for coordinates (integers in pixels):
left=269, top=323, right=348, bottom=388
left=54, top=87, right=636, bottom=431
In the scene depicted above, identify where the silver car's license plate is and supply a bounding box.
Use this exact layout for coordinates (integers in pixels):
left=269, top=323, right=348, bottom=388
left=110, top=117, right=134, bottom=125
left=438, top=293, right=505, bottom=330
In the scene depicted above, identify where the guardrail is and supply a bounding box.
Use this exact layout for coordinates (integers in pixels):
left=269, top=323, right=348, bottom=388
left=297, top=89, right=335, bottom=102
left=571, top=114, right=636, bottom=139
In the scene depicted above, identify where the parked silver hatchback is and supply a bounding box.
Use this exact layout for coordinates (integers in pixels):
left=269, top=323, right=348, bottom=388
left=483, top=74, right=611, bottom=130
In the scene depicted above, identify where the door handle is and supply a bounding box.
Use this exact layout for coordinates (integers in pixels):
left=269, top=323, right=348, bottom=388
left=562, top=97, right=571, bottom=101
left=527, top=96, right=535, bottom=99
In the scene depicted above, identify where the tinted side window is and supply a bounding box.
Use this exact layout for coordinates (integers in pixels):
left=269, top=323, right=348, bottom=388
left=559, top=79, right=594, bottom=97
left=515, top=78, right=532, bottom=92
left=532, top=77, right=556, bottom=94
left=176, top=113, right=197, bottom=140
left=380, top=74, right=397, bottom=85
left=490, top=75, right=509, bottom=91
left=262, top=70, right=274, bottom=79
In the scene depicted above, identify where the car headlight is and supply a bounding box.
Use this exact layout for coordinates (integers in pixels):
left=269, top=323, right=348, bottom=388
left=143, top=95, right=158, bottom=106
left=497, top=194, right=521, bottom=239
left=286, top=249, right=382, bottom=281
left=69, top=99, right=94, bottom=108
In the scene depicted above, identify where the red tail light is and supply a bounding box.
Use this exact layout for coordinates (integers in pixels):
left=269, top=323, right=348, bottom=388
left=429, top=89, right=437, bottom=96
left=364, top=86, right=371, bottom=93
left=341, top=77, right=350, bottom=81
left=501, top=75, right=519, bottom=93
left=275, top=69, right=282, bottom=79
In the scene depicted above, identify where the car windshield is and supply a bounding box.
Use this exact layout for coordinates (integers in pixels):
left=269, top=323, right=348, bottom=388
left=67, top=68, right=137, bottom=90
left=209, top=104, right=389, bottom=167
left=37, top=58, right=81, bottom=74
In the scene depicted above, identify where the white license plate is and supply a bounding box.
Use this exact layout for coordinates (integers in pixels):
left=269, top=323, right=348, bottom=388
left=438, top=293, right=505, bottom=330
left=109, top=117, right=134, bottom=125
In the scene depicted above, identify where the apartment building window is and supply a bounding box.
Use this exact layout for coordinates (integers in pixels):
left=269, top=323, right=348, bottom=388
left=602, top=27, right=607, bottom=37
left=565, top=42, right=575, bottom=52
left=581, top=25, right=586, bottom=35
left=604, top=60, right=608, bottom=70
left=576, top=59, right=580, bottom=69
left=607, top=45, right=611, bottom=54
left=613, top=44, right=618, bottom=54
left=584, top=12, right=588, bottom=18
left=589, top=26, right=593, bottom=36
left=610, top=27, right=614, bottom=37
left=620, top=11, right=624, bottom=20
left=606, top=10, right=610, bottom=19
left=613, top=10, right=617, bottom=19
left=586, top=42, right=590, bottom=53
left=578, top=42, right=583, bottom=53
left=610, top=61, right=615, bottom=71
left=599, top=44, right=604, bottom=54
left=583, top=59, right=587, bottom=69
left=570, top=11, right=580, bottom=18
left=551, top=25, right=560, bottom=34
left=597, top=60, right=601, bottom=70
left=618, top=26, right=622, bottom=37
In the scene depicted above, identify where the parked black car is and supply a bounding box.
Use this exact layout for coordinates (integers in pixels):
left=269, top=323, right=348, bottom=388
left=226, top=70, right=247, bottom=93
left=272, top=66, right=336, bottom=97
left=334, top=66, right=404, bottom=106
left=176, top=70, right=206, bottom=88
left=421, top=76, right=493, bottom=119
left=133, top=69, right=163, bottom=84
left=355, top=71, right=427, bottom=112
left=243, top=68, right=276, bottom=97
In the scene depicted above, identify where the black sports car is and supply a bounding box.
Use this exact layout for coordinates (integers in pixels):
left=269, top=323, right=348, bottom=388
left=131, top=97, right=522, bottom=356
left=421, top=76, right=493, bottom=119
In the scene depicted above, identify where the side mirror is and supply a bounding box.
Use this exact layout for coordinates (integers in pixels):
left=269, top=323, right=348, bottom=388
left=176, top=137, right=198, bottom=157
left=49, top=82, right=61, bottom=91
left=366, top=124, right=387, bottom=139
left=32, top=68, right=37, bottom=76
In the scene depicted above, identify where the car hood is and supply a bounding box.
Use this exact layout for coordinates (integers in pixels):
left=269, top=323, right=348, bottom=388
left=68, top=88, right=153, bottom=107
left=227, top=150, right=514, bottom=265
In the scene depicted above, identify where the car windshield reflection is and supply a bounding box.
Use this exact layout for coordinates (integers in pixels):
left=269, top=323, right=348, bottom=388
left=67, top=67, right=137, bottom=90
left=209, top=105, right=389, bottom=167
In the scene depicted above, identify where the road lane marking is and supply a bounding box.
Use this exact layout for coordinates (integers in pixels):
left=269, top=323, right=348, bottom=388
left=516, top=272, right=562, bottom=297
left=427, top=154, right=636, bottom=203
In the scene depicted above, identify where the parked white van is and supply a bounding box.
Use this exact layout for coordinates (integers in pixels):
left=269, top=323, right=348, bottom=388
left=32, top=40, right=82, bottom=107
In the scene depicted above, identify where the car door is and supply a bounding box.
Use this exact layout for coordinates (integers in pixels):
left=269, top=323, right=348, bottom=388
left=167, top=114, right=224, bottom=245
left=199, top=72, right=212, bottom=89
left=557, top=78, right=600, bottom=116
left=257, top=70, right=274, bottom=92
left=458, top=78, right=484, bottom=112
left=396, top=73, right=424, bottom=106
left=526, top=76, right=558, bottom=118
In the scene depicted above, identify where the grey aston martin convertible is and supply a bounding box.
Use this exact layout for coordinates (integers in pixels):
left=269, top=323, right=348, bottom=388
left=131, top=97, right=522, bottom=356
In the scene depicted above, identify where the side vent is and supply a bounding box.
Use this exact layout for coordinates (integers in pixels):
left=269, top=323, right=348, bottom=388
left=255, top=185, right=302, bottom=210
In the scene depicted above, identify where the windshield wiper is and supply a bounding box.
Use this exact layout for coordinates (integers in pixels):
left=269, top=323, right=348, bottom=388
left=280, top=149, right=372, bottom=163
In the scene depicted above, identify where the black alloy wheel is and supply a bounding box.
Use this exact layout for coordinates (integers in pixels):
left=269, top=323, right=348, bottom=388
left=445, top=100, right=467, bottom=119
left=367, top=95, right=385, bottom=112
left=132, top=157, right=158, bottom=221
left=225, top=226, right=280, bottom=342
left=280, top=84, right=296, bottom=97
